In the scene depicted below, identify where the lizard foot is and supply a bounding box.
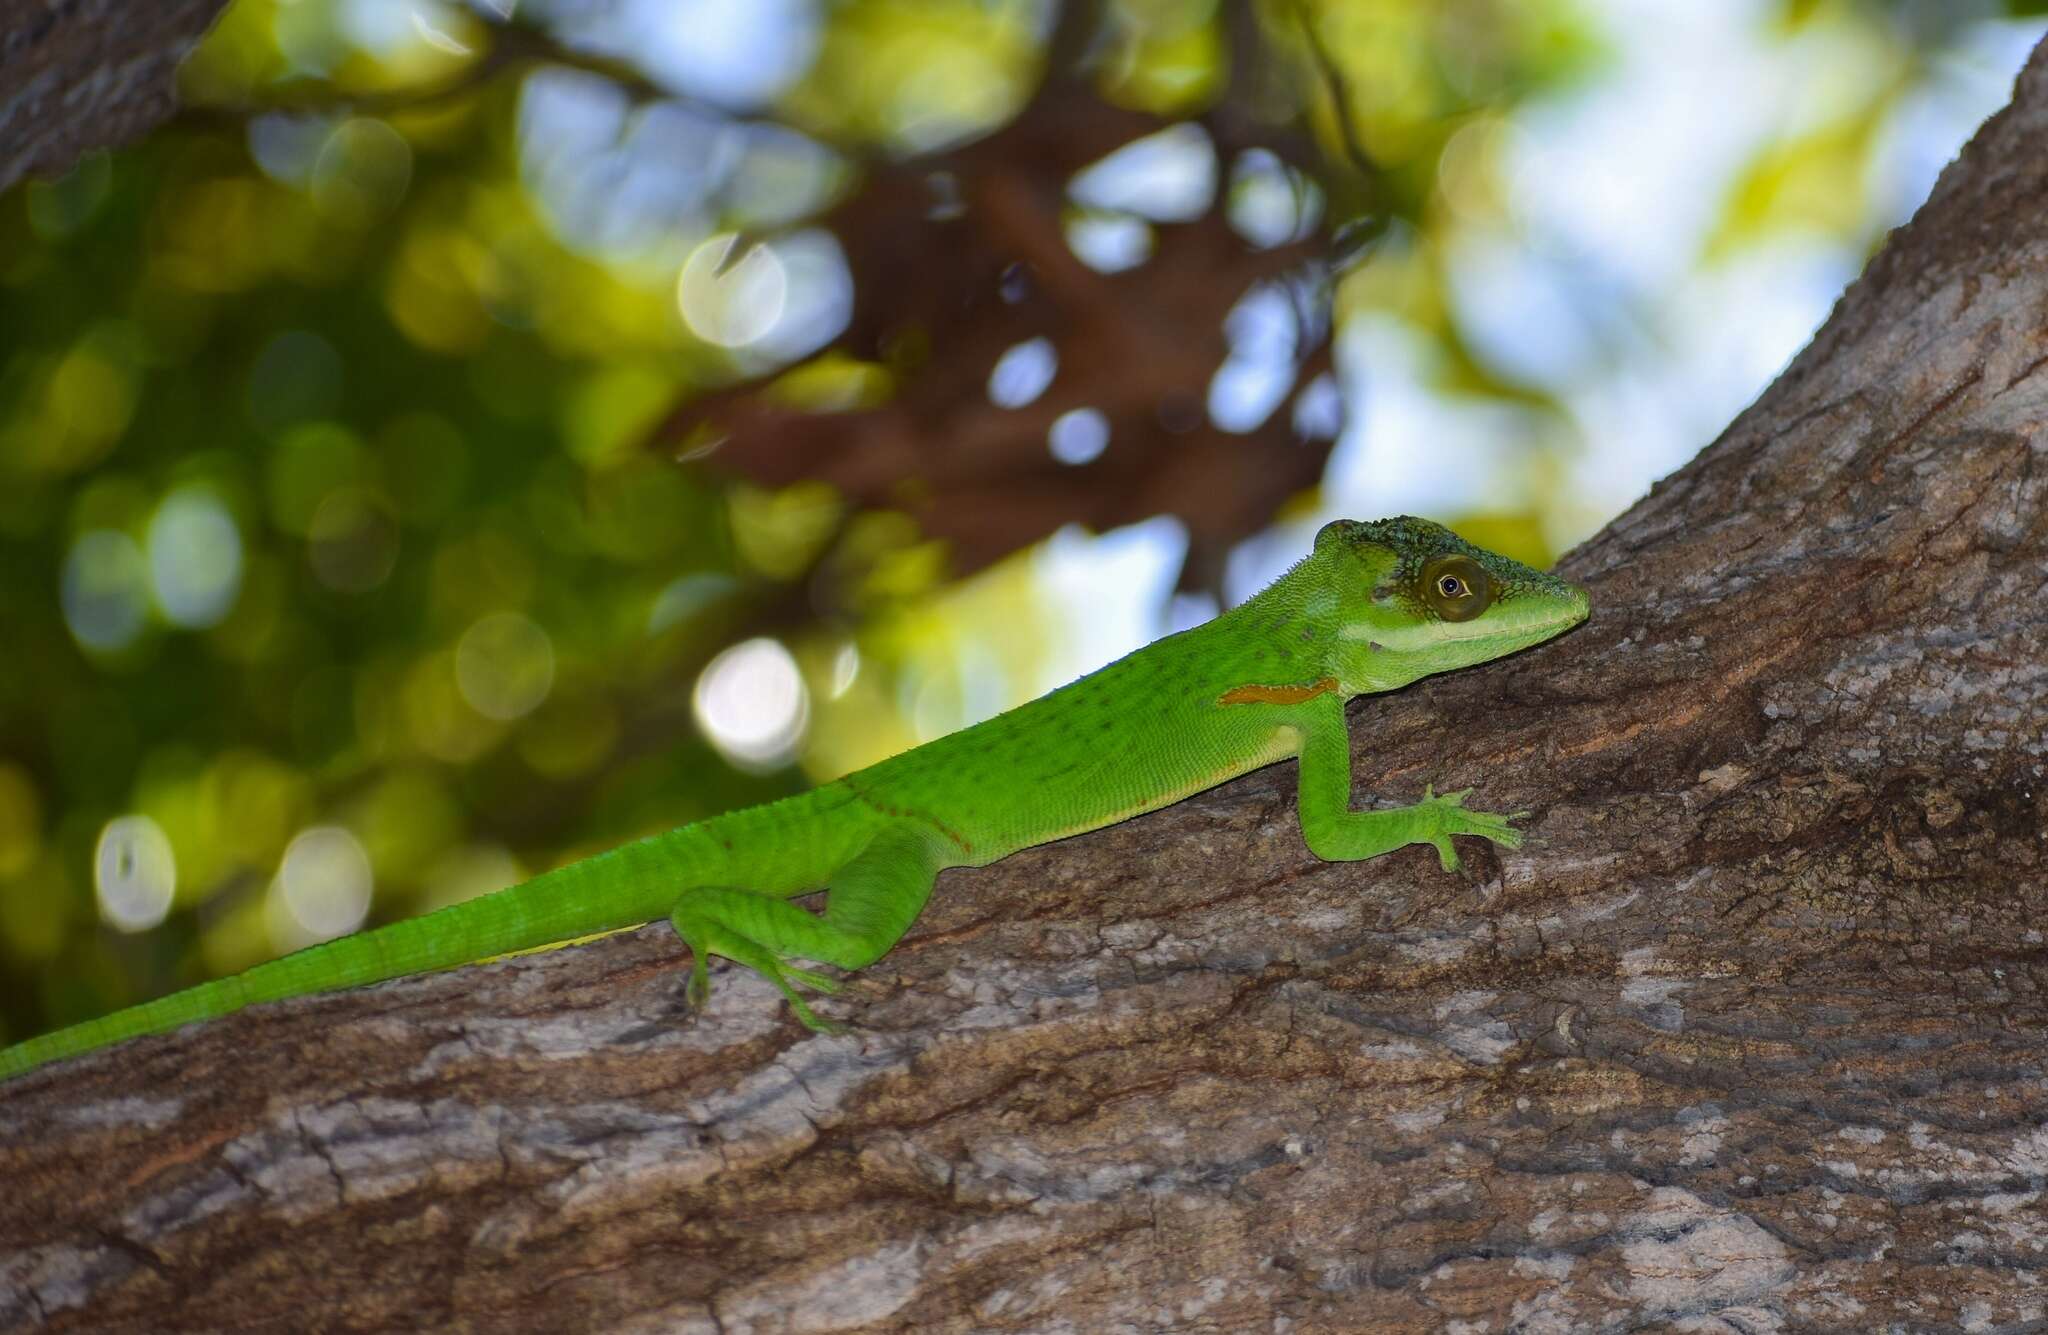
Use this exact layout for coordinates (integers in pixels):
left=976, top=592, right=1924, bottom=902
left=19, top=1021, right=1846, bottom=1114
left=1419, top=784, right=1526, bottom=873
left=672, top=912, right=846, bottom=1032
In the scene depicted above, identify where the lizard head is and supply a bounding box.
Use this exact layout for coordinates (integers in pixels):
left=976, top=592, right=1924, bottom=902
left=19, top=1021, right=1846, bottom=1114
left=1309, top=516, right=1590, bottom=694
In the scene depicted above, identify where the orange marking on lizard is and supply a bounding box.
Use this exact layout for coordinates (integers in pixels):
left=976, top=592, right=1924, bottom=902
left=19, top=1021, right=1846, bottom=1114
left=1216, top=676, right=1339, bottom=707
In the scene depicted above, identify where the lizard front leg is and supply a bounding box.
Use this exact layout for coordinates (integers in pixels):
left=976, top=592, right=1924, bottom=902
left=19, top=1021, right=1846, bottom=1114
left=1292, top=695, right=1525, bottom=872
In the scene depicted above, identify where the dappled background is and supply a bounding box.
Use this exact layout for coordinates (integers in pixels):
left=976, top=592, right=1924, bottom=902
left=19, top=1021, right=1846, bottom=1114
left=0, top=0, right=2041, bottom=1046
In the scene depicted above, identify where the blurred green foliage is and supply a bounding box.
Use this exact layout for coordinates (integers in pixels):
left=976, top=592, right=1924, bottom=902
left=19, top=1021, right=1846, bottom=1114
left=0, top=0, right=2040, bottom=1045
left=0, top=40, right=772, bottom=1040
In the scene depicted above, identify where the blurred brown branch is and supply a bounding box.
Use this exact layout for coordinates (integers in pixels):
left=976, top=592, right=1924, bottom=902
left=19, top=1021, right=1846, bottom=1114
left=656, top=4, right=1363, bottom=594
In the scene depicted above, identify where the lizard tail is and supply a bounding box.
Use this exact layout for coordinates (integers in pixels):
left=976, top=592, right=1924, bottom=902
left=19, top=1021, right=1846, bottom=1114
left=0, top=825, right=719, bottom=1082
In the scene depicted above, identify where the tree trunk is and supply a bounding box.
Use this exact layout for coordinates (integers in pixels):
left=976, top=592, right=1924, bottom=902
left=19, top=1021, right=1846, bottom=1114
left=0, top=0, right=229, bottom=194
left=6, top=36, right=2048, bottom=1335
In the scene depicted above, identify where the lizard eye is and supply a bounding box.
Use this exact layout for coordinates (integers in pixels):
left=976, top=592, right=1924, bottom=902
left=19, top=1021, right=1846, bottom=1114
left=1420, top=555, right=1493, bottom=622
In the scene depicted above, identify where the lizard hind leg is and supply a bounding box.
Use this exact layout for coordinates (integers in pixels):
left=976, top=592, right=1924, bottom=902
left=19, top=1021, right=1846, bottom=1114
left=668, top=910, right=844, bottom=1032
left=667, top=823, right=943, bottom=1032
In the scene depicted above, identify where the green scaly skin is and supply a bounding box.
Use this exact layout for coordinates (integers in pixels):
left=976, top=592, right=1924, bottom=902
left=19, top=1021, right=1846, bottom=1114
left=0, top=518, right=1589, bottom=1079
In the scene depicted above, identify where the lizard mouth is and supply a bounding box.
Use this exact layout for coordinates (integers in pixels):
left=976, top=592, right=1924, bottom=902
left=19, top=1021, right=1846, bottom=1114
left=1342, top=599, right=1587, bottom=652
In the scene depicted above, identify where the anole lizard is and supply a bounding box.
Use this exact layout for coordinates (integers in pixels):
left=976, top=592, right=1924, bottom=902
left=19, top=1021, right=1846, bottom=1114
left=0, top=517, right=1588, bottom=1079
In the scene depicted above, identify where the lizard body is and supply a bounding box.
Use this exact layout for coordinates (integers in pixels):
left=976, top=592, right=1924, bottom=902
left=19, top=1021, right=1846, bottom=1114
left=0, top=517, right=1587, bottom=1078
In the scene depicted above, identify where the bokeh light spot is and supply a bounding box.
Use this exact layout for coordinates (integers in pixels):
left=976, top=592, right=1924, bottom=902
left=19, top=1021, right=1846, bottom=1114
left=1207, top=283, right=1302, bottom=434
left=741, top=229, right=854, bottom=365
left=268, top=421, right=367, bottom=534
left=1048, top=407, right=1110, bottom=465
left=988, top=336, right=1057, bottom=409
left=1292, top=372, right=1343, bottom=440
left=311, top=118, right=414, bottom=228
left=678, top=235, right=789, bottom=348
left=1226, top=148, right=1322, bottom=248
left=693, top=637, right=809, bottom=772
left=402, top=651, right=502, bottom=764
left=1064, top=211, right=1153, bottom=273
left=387, top=224, right=493, bottom=354
left=618, top=0, right=820, bottom=108
left=95, top=814, right=176, bottom=933
left=208, top=749, right=311, bottom=871
left=247, top=112, right=335, bottom=189
left=148, top=489, right=244, bottom=628
left=276, top=826, right=373, bottom=945
left=1069, top=123, right=1216, bottom=222
left=455, top=611, right=556, bottom=721
left=61, top=529, right=150, bottom=654
left=1208, top=357, right=1293, bottom=433
left=44, top=339, right=137, bottom=472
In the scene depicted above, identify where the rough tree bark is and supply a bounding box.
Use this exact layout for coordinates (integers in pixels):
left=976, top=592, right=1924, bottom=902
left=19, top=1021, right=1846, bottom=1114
left=0, top=0, right=230, bottom=194
left=6, top=37, right=2048, bottom=1335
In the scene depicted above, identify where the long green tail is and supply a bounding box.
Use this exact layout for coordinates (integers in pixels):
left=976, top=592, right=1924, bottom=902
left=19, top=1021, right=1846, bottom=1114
left=0, top=828, right=709, bottom=1082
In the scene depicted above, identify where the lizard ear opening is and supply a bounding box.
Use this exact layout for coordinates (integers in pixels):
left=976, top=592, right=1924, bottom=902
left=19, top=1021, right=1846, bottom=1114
left=1420, top=555, right=1493, bottom=622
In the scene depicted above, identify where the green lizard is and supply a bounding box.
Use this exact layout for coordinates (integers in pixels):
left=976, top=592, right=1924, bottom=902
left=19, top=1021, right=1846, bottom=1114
left=0, top=517, right=1588, bottom=1080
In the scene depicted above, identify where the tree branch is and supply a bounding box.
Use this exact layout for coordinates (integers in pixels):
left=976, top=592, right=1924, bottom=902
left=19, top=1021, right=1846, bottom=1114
left=0, top=0, right=230, bottom=193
